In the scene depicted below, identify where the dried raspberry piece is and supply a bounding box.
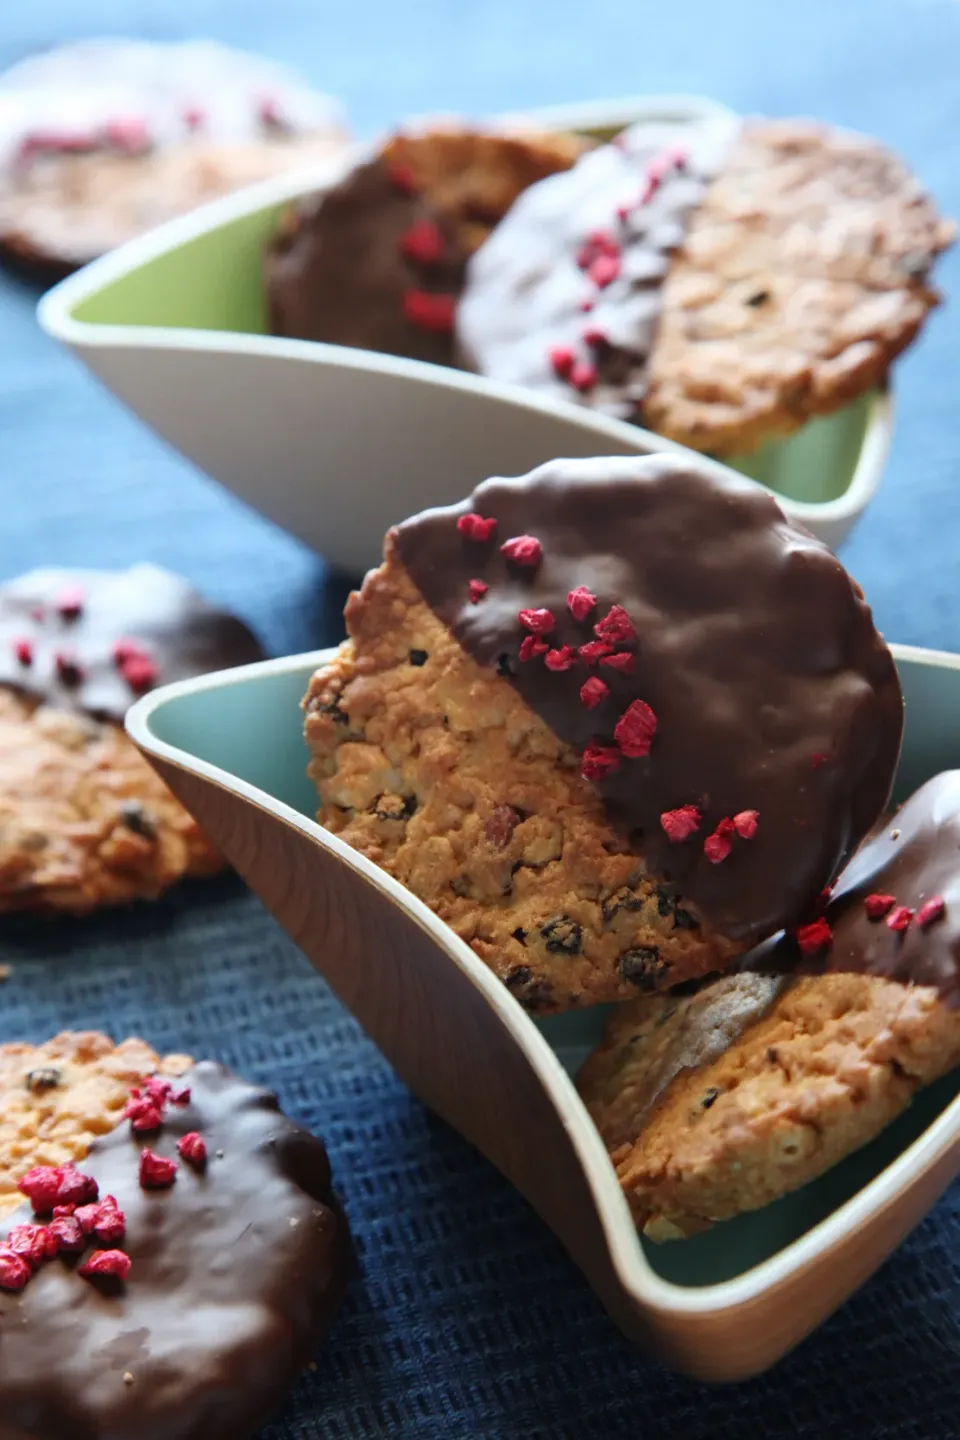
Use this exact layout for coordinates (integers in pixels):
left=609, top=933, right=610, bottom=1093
left=468, top=579, right=488, bottom=604
left=48, top=1214, right=86, bottom=1253
left=457, top=512, right=497, bottom=542
left=518, top=608, right=556, bottom=636
left=18, top=1165, right=66, bottom=1213
left=614, top=700, right=657, bottom=758
left=55, top=653, right=84, bottom=686
left=54, top=584, right=84, bottom=618
left=576, top=231, right=618, bottom=268
left=578, top=640, right=613, bottom=666
left=402, top=290, right=456, bottom=333
left=73, top=1202, right=103, bottom=1236
left=6, top=1223, right=57, bottom=1268
left=579, top=677, right=609, bottom=709
left=795, top=918, right=833, bottom=955
left=144, top=1077, right=173, bottom=1106
left=385, top=162, right=419, bottom=194
left=120, top=653, right=159, bottom=692
left=594, top=605, right=637, bottom=646
left=518, top=636, right=549, bottom=662
left=578, top=297, right=594, bottom=313
left=544, top=646, right=577, bottom=672
left=177, top=1132, right=208, bottom=1167
left=79, top=1249, right=131, bottom=1281
left=0, top=1248, right=30, bottom=1292
left=124, top=1097, right=163, bottom=1133
left=549, top=345, right=575, bottom=379
left=56, top=1167, right=99, bottom=1207
left=733, top=810, right=759, bottom=840
left=500, top=535, right=543, bottom=567
left=398, top=218, right=446, bottom=265
left=52, top=1204, right=75, bottom=1219
left=91, top=1196, right=126, bottom=1245
left=139, top=1149, right=178, bottom=1189
left=581, top=741, right=621, bottom=781
left=887, top=905, right=914, bottom=934
left=113, top=636, right=143, bottom=665
left=13, top=638, right=32, bottom=665
left=660, top=806, right=701, bottom=843
left=566, top=359, right=595, bottom=393
left=567, top=586, right=597, bottom=621
left=864, top=893, right=896, bottom=920
left=171, top=1087, right=191, bottom=1106
left=588, top=254, right=620, bottom=288
left=599, top=651, right=635, bottom=673
left=916, top=895, right=946, bottom=930
left=583, top=326, right=607, bottom=347
left=703, top=828, right=733, bottom=864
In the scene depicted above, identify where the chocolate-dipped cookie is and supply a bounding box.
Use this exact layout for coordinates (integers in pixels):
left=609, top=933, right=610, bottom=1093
left=264, top=126, right=588, bottom=365
left=302, top=454, right=902, bottom=1012
left=579, top=773, right=960, bottom=1238
left=0, top=39, right=349, bottom=272
left=457, top=117, right=953, bottom=455
left=0, top=1033, right=347, bottom=1439
left=0, top=565, right=265, bottom=913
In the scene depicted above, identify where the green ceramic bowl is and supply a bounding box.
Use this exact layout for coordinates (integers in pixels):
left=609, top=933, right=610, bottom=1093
left=39, top=96, right=891, bottom=570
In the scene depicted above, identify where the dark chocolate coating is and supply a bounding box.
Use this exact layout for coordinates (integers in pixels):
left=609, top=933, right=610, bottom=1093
left=0, top=565, right=265, bottom=723
left=265, top=154, right=466, bottom=366
left=456, top=118, right=735, bottom=419
left=394, top=455, right=903, bottom=945
left=779, top=772, right=960, bottom=1002
left=0, top=1062, right=348, bottom=1440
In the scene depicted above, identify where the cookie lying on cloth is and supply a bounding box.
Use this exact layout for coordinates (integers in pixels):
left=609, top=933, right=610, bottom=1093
left=578, top=772, right=960, bottom=1238
left=0, top=564, right=264, bottom=913
left=0, top=38, right=349, bottom=271
left=264, top=124, right=589, bottom=367
left=0, top=1031, right=347, bottom=1439
left=457, top=116, right=954, bottom=455
left=303, top=453, right=902, bottom=1012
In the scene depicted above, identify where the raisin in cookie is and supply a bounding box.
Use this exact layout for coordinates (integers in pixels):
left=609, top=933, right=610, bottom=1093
left=0, top=565, right=264, bottom=913
left=579, top=772, right=960, bottom=1237
left=458, top=116, right=953, bottom=455
left=303, top=454, right=902, bottom=1012
left=265, top=124, right=588, bottom=366
left=0, top=1034, right=347, bottom=1439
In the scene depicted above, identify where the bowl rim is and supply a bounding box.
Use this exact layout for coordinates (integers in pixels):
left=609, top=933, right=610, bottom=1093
left=126, top=639, right=960, bottom=1321
left=37, top=91, right=890, bottom=532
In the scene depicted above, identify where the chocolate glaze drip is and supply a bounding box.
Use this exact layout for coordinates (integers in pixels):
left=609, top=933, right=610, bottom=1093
left=0, top=1062, right=348, bottom=1440
left=456, top=117, right=736, bottom=419
left=0, top=565, right=265, bottom=723
left=265, top=154, right=466, bottom=366
left=394, top=455, right=903, bottom=945
left=774, top=772, right=960, bottom=1003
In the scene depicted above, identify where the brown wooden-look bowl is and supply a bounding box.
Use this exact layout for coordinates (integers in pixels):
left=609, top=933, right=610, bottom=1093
left=127, top=642, right=960, bottom=1381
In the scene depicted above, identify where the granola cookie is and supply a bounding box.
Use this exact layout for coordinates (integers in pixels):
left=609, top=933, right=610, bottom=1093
left=579, top=771, right=960, bottom=1237
left=0, top=1030, right=191, bottom=1217
left=0, top=565, right=264, bottom=913
left=303, top=455, right=902, bottom=1012
left=0, top=1043, right=348, bottom=1440
left=0, top=38, right=348, bottom=271
left=579, top=970, right=960, bottom=1239
left=458, top=116, right=953, bottom=455
left=265, top=125, right=587, bottom=365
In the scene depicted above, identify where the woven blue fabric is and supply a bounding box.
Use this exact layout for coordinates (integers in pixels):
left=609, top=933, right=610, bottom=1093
left=2, top=1, right=960, bottom=1433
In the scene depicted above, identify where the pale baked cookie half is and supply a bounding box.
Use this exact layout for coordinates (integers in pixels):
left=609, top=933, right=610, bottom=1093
left=458, top=116, right=954, bottom=455
left=578, top=772, right=960, bottom=1237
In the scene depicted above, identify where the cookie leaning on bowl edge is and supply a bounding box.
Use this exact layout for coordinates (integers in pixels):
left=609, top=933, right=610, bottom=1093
left=0, top=565, right=265, bottom=913
left=0, top=1030, right=347, bottom=1440
left=578, top=772, right=960, bottom=1239
left=303, top=453, right=902, bottom=1013
left=457, top=116, right=954, bottom=455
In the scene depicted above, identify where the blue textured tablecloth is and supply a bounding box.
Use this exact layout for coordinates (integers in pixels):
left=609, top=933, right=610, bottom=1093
left=2, top=3, right=960, bottom=1435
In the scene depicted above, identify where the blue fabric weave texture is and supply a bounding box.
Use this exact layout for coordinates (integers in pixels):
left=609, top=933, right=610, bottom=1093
left=2, top=1, right=960, bottom=1434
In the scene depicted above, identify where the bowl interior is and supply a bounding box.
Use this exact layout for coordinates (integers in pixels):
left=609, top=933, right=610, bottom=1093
left=145, top=645, right=960, bottom=1290
left=60, top=105, right=880, bottom=515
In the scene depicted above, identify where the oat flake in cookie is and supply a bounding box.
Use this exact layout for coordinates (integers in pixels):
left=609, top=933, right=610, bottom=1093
left=0, top=1052, right=347, bottom=1440
left=0, top=38, right=349, bottom=271
left=458, top=116, right=953, bottom=455
left=303, top=454, right=902, bottom=1012
left=0, top=565, right=265, bottom=914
